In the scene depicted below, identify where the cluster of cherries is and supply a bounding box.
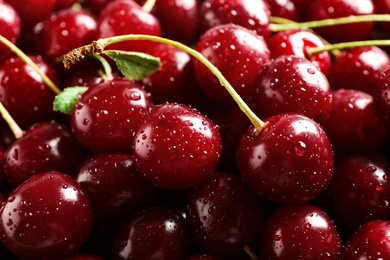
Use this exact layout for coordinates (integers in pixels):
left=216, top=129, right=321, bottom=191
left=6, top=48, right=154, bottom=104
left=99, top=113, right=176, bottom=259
left=1, top=0, right=390, bottom=259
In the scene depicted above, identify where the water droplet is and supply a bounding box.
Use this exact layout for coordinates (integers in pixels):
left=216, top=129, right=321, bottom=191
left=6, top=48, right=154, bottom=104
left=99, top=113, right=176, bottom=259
left=366, top=166, right=377, bottom=173
left=307, top=68, right=315, bottom=74
left=294, top=141, right=306, bottom=156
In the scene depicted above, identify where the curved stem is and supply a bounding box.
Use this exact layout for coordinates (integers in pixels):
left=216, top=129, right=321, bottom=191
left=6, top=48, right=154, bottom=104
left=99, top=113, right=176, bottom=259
left=269, top=14, right=390, bottom=32
left=91, top=54, right=114, bottom=80
left=0, top=101, right=24, bottom=139
left=0, top=35, right=62, bottom=95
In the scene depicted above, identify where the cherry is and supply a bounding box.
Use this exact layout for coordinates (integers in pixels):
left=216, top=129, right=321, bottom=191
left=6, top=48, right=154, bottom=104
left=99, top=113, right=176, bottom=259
left=375, top=0, right=390, bottom=33
left=266, top=0, right=299, bottom=22
left=193, top=23, right=270, bottom=105
left=75, top=152, right=156, bottom=222
left=111, top=206, right=188, bottom=260
left=71, top=78, right=152, bottom=153
left=236, top=113, right=334, bottom=205
left=305, top=0, right=375, bottom=43
left=252, top=55, right=332, bottom=125
left=4, top=121, right=88, bottom=187
left=132, top=103, right=222, bottom=190
left=0, top=55, right=59, bottom=128
left=0, top=1, right=21, bottom=62
left=186, top=172, right=264, bottom=257
left=323, top=153, right=390, bottom=236
left=328, top=46, right=390, bottom=95
left=0, top=171, right=94, bottom=260
left=373, top=67, right=390, bottom=129
left=267, top=29, right=332, bottom=75
left=343, top=220, right=390, bottom=259
left=259, top=204, right=342, bottom=259
left=323, top=89, right=387, bottom=157
left=151, top=0, right=200, bottom=44
left=96, top=0, right=161, bottom=53
left=199, top=0, right=271, bottom=39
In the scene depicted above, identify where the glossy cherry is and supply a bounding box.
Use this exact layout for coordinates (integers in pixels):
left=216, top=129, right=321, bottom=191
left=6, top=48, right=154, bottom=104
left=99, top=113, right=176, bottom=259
left=323, top=153, right=390, bottom=236
left=4, top=121, right=88, bottom=187
left=186, top=172, right=263, bottom=257
left=252, top=55, right=332, bottom=125
left=267, top=29, right=332, bottom=75
left=0, top=171, right=94, bottom=260
left=236, top=113, right=334, bottom=204
left=328, top=46, right=390, bottom=95
left=373, top=68, right=390, bottom=129
left=71, top=78, right=152, bottom=152
left=199, top=0, right=271, bottom=39
left=323, top=89, right=387, bottom=157
left=259, top=204, right=342, bottom=259
left=193, top=23, right=270, bottom=105
left=0, top=1, right=21, bottom=62
left=132, top=103, right=222, bottom=190
left=4, top=0, right=51, bottom=29
left=266, top=0, right=299, bottom=21
left=75, top=152, right=156, bottom=222
left=111, top=206, right=188, bottom=260
left=343, top=220, right=390, bottom=259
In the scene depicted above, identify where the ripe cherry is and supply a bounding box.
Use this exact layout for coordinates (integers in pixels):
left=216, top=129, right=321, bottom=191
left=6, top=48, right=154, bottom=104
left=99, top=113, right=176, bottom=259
left=193, top=23, right=270, bottom=105
left=71, top=78, right=152, bottom=153
left=236, top=113, right=334, bottom=204
left=266, top=0, right=299, bottom=21
left=132, top=103, right=222, bottom=190
left=4, top=0, right=49, bottom=30
left=0, top=1, right=21, bottom=62
left=373, top=68, right=390, bottom=129
left=0, top=171, right=94, bottom=260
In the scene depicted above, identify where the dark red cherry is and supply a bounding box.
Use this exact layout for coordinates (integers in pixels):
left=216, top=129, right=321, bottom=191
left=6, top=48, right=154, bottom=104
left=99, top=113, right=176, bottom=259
left=376, top=0, right=390, bottom=33
left=0, top=1, right=21, bottom=61
left=71, top=78, right=152, bottom=153
left=4, top=0, right=51, bottom=29
left=111, top=206, right=188, bottom=260
left=323, top=153, right=390, bottom=235
left=199, top=0, right=271, bottom=39
left=343, top=220, right=390, bottom=259
left=267, top=29, right=332, bottom=75
left=151, top=0, right=200, bottom=43
left=193, top=23, right=270, bottom=105
left=0, top=55, right=59, bottom=128
left=132, top=103, right=222, bottom=190
left=259, top=204, right=342, bottom=259
left=236, top=113, right=334, bottom=204
left=252, top=55, right=332, bottom=125
left=328, top=46, right=390, bottom=95
left=373, top=68, right=390, bottom=129
left=186, top=172, right=263, bottom=257
left=96, top=0, right=161, bottom=53
left=266, top=0, right=299, bottom=21
left=75, top=152, right=156, bottom=222
left=305, top=0, right=375, bottom=43
left=323, top=89, right=387, bottom=157
left=0, top=171, right=94, bottom=260
left=4, top=121, right=88, bottom=187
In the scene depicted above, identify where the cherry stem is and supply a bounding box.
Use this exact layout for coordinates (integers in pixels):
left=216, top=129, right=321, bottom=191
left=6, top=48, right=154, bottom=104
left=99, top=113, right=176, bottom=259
left=63, top=34, right=267, bottom=133
left=0, top=101, right=24, bottom=139
left=0, top=35, right=62, bottom=95
left=243, top=245, right=259, bottom=260
left=269, top=14, right=390, bottom=32
left=91, top=54, right=114, bottom=80
left=307, top=39, right=390, bottom=55
left=142, top=0, right=157, bottom=13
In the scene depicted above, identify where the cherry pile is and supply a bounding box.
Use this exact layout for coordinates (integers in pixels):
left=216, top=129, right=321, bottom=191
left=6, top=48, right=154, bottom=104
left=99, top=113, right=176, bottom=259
left=2, top=0, right=390, bottom=259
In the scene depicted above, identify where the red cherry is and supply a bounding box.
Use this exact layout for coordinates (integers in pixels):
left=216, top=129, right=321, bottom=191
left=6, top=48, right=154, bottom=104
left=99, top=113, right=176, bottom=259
left=4, top=0, right=51, bottom=29
left=0, top=1, right=21, bottom=61
left=259, top=204, right=342, bottom=259
left=373, top=68, right=390, bottom=129
left=0, top=171, right=94, bottom=260
left=132, top=103, right=222, bottom=190
left=266, top=0, right=299, bottom=21
left=236, top=113, right=334, bottom=204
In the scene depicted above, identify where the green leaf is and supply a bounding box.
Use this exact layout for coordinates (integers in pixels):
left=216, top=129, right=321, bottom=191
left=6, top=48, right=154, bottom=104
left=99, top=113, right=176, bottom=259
left=53, top=86, right=88, bottom=114
left=104, top=50, right=161, bottom=80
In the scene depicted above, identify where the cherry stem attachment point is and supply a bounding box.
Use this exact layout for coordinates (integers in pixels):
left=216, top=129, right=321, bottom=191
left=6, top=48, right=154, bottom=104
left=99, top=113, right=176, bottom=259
left=0, top=101, right=24, bottom=139
left=63, top=34, right=267, bottom=133
left=269, top=14, right=390, bottom=32
left=0, top=35, right=62, bottom=95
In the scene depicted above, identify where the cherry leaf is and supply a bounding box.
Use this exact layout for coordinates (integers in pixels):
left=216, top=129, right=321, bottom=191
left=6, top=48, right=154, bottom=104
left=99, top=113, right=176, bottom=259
left=53, top=86, right=88, bottom=114
left=104, top=50, right=161, bottom=80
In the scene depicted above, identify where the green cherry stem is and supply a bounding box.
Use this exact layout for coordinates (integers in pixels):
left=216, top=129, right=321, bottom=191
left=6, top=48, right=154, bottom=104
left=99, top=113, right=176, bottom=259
left=269, top=14, right=390, bottom=32
left=0, top=101, right=24, bottom=139
left=63, top=34, right=267, bottom=133
left=0, top=35, right=62, bottom=95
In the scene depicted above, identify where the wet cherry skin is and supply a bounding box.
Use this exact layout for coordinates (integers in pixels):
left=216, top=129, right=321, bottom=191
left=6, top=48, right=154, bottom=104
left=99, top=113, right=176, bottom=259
left=193, top=23, right=270, bottom=105
left=342, top=220, right=390, bottom=259
left=259, top=204, right=342, bottom=259
left=111, top=206, right=188, bottom=260
left=0, top=171, right=94, bottom=260
left=252, top=55, right=332, bottom=125
left=0, top=1, right=21, bottom=61
left=186, top=172, right=264, bottom=257
left=266, top=0, right=299, bottom=21
left=373, top=68, right=390, bottom=129
left=71, top=78, right=152, bottom=153
left=236, top=113, right=334, bottom=204
left=132, top=103, right=222, bottom=190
